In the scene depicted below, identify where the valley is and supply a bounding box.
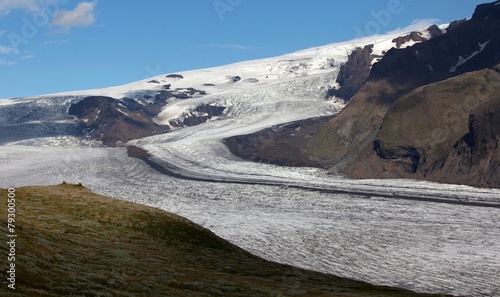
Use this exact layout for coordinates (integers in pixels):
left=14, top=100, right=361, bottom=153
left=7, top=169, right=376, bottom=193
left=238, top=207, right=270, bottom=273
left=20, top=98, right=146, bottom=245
left=1, top=2, right=500, bottom=296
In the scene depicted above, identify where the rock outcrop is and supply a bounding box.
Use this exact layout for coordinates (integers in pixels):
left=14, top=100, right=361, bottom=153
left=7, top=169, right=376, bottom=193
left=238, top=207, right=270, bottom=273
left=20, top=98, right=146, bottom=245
left=326, top=25, right=446, bottom=102
left=326, top=45, right=376, bottom=101
left=68, top=96, right=170, bottom=146
left=391, top=31, right=428, bottom=48
left=181, top=104, right=226, bottom=127
left=166, top=74, right=184, bottom=79
left=426, top=25, right=443, bottom=38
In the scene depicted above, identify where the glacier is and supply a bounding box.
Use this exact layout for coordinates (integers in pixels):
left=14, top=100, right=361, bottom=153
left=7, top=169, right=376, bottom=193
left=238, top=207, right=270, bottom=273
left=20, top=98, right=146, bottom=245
left=1, top=27, right=500, bottom=297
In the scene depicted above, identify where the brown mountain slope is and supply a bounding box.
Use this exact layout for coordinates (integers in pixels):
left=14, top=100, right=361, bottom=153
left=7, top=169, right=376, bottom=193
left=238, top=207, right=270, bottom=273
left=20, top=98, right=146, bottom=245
left=0, top=184, right=438, bottom=297
left=306, top=1, right=500, bottom=186
left=343, top=65, right=500, bottom=187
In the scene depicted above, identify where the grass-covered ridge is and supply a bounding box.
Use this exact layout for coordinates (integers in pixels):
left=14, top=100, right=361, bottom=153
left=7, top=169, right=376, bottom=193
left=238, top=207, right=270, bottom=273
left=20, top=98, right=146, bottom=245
left=0, top=184, right=441, bottom=296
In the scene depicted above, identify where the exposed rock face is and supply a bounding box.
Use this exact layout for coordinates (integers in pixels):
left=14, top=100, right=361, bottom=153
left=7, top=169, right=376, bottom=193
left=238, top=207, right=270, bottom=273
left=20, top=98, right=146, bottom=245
left=68, top=96, right=169, bottom=146
left=373, top=140, right=421, bottom=173
left=68, top=78, right=223, bottom=146
left=426, top=25, right=443, bottom=38
left=429, top=97, right=500, bottom=187
left=229, top=76, right=241, bottom=82
left=182, top=104, right=226, bottom=127
left=326, top=44, right=375, bottom=101
left=447, top=19, right=467, bottom=31
left=155, top=87, right=206, bottom=101
left=392, top=31, right=428, bottom=48
left=326, top=25, right=446, bottom=102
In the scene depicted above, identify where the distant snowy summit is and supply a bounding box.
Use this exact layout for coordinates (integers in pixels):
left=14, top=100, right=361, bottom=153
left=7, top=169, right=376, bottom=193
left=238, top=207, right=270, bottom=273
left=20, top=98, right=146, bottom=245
left=0, top=23, right=444, bottom=147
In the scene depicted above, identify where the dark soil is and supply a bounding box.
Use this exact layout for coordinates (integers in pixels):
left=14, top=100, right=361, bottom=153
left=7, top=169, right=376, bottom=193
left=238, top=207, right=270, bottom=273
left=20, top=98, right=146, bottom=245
left=224, top=116, right=334, bottom=167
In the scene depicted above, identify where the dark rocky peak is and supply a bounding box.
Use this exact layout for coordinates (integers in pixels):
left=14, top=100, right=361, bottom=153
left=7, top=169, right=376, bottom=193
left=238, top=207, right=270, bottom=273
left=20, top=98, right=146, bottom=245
left=446, top=19, right=467, bottom=31
left=392, top=31, right=428, bottom=48
left=472, top=0, right=500, bottom=19
left=368, top=1, right=500, bottom=103
left=327, top=23, right=448, bottom=102
left=391, top=24, right=449, bottom=49
left=427, top=25, right=443, bottom=38
left=326, top=44, right=375, bottom=101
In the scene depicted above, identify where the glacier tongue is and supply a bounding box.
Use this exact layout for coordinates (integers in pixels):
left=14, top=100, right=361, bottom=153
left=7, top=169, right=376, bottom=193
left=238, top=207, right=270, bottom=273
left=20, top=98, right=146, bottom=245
left=0, top=144, right=499, bottom=297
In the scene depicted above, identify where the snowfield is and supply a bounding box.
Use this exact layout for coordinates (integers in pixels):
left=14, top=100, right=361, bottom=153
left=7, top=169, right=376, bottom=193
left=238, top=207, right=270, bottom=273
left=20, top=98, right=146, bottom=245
left=1, top=27, right=500, bottom=297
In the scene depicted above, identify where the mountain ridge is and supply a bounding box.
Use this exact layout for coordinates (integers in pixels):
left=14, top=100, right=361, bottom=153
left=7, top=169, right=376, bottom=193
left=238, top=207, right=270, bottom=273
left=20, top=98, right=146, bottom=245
left=0, top=24, right=437, bottom=147
left=296, top=0, right=500, bottom=188
left=221, top=1, right=500, bottom=188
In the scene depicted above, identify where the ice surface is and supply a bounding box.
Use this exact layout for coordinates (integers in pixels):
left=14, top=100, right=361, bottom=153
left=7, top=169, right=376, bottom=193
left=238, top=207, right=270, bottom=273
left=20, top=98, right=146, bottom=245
left=0, top=144, right=499, bottom=297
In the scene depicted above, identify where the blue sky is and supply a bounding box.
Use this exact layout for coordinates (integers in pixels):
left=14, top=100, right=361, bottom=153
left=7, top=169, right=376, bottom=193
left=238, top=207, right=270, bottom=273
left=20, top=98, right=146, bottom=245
left=0, top=0, right=489, bottom=98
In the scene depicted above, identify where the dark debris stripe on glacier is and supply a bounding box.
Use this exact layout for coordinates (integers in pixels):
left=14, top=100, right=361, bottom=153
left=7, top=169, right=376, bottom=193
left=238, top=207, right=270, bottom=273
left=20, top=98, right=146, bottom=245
left=127, top=145, right=500, bottom=209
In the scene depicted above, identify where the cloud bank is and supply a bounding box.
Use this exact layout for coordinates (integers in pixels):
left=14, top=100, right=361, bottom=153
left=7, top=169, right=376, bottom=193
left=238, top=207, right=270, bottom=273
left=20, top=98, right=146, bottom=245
left=51, top=1, right=96, bottom=29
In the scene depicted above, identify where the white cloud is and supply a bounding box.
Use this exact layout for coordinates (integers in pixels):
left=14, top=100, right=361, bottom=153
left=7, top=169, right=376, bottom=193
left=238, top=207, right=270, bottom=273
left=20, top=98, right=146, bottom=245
left=21, top=54, right=34, bottom=60
left=44, top=39, right=70, bottom=45
left=0, top=45, right=16, bottom=54
left=0, top=59, right=16, bottom=65
left=51, top=1, right=96, bottom=29
left=0, top=0, right=48, bottom=15
left=199, top=43, right=256, bottom=50
left=0, top=30, right=5, bottom=36
left=385, top=19, right=441, bottom=36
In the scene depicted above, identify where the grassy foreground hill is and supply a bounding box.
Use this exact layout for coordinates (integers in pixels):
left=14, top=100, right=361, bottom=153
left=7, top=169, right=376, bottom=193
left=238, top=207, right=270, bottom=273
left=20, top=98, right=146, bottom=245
left=0, top=184, right=441, bottom=297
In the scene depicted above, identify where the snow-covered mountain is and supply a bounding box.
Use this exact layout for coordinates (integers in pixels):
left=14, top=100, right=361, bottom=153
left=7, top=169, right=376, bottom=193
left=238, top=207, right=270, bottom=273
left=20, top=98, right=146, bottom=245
left=0, top=24, right=447, bottom=147
left=3, top=18, right=500, bottom=297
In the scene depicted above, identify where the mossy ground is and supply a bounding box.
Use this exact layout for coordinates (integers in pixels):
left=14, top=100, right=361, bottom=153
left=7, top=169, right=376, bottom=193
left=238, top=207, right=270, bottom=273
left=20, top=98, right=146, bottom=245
left=0, top=184, right=442, bottom=296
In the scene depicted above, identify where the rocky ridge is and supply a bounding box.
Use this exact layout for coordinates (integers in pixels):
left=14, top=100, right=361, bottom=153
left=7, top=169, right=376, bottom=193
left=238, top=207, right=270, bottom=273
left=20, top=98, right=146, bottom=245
left=313, top=1, right=500, bottom=187
left=67, top=85, right=226, bottom=146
